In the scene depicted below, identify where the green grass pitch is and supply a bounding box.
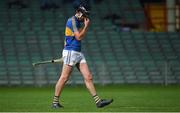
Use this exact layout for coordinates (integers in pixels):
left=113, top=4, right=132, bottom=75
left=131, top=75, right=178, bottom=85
left=0, top=84, right=180, bottom=112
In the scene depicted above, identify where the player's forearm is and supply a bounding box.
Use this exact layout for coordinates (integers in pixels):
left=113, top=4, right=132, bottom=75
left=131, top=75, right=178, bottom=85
left=75, top=25, right=89, bottom=40
left=79, top=25, right=89, bottom=39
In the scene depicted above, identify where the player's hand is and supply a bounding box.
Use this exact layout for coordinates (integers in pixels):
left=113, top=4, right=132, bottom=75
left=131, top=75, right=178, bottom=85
left=84, top=18, right=90, bottom=27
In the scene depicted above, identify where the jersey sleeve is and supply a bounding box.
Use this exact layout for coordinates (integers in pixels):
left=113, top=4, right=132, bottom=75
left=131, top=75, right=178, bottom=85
left=72, top=17, right=78, bottom=32
left=65, top=19, right=74, bottom=36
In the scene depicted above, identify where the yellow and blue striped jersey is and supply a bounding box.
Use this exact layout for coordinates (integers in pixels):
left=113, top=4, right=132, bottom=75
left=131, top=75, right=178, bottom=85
left=64, top=16, right=82, bottom=52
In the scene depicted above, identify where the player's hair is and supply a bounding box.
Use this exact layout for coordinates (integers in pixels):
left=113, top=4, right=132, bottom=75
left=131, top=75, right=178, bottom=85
left=76, top=5, right=90, bottom=18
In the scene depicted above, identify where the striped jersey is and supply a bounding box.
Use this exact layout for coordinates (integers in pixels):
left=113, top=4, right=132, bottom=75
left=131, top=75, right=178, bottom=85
left=64, top=16, right=83, bottom=52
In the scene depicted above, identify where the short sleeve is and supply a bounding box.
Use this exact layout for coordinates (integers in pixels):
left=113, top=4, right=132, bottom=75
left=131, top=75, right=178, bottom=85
left=72, top=17, right=78, bottom=32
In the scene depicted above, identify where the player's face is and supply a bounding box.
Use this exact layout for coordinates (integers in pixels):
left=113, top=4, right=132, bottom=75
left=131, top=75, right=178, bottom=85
left=79, top=15, right=86, bottom=21
left=78, top=16, right=84, bottom=21
left=76, top=12, right=87, bottom=22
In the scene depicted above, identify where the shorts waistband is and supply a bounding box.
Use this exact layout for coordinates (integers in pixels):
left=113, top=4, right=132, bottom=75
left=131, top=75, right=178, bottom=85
left=63, top=49, right=82, bottom=54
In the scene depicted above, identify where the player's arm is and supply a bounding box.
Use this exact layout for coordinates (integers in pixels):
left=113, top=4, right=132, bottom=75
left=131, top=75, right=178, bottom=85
left=73, top=18, right=90, bottom=40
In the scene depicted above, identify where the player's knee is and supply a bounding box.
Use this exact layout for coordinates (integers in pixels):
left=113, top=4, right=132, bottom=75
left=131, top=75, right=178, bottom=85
left=84, top=74, right=93, bottom=82
left=60, top=76, right=69, bottom=83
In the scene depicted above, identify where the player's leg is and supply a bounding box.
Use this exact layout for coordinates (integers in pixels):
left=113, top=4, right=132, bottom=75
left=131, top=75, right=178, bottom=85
left=76, top=63, right=96, bottom=96
left=77, top=63, right=113, bottom=108
left=55, top=64, right=73, bottom=96
left=52, top=64, right=73, bottom=108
